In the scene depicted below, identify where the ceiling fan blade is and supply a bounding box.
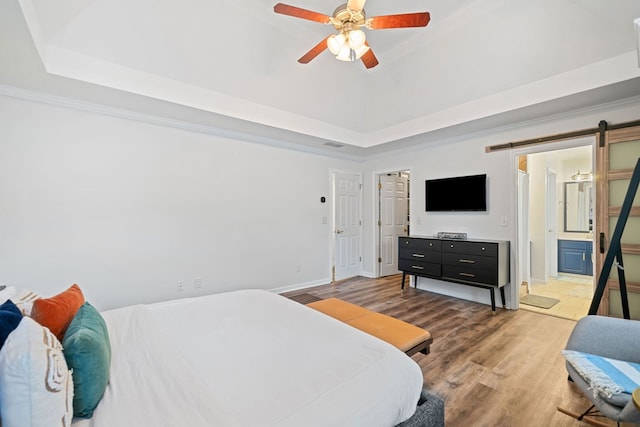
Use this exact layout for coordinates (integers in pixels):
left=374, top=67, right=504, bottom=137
left=367, top=12, right=430, bottom=29
left=298, top=36, right=330, bottom=64
left=347, top=0, right=366, bottom=12
left=361, top=45, right=378, bottom=69
left=274, top=3, right=331, bottom=24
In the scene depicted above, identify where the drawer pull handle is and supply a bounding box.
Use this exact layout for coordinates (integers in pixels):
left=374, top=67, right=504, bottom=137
left=459, top=259, right=475, bottom=264
left=412, top=265, right=425, bottom=270
left=459, top=273, right=475, bottom=278
left=412, top=253, right=425, bottom=258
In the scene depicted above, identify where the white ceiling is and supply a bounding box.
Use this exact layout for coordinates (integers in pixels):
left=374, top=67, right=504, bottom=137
left=2, top=0, right=640, bottom=156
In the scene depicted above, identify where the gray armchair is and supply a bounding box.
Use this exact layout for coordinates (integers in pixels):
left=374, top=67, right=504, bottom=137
left=561, top=315, right=640, bottom=425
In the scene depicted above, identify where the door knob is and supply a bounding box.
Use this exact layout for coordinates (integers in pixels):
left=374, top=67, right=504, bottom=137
left=336, top=229, right=344, bottom=234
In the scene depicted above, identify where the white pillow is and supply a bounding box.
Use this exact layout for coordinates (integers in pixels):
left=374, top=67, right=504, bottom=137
left=0, top=317, right=74, bottom=427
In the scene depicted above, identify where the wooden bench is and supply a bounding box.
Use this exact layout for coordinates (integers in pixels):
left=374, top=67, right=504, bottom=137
left=307, top=298, right=433, bottom=357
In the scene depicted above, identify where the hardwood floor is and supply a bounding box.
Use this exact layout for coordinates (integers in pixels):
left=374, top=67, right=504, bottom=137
left=283, top=275, right=622, bottom=427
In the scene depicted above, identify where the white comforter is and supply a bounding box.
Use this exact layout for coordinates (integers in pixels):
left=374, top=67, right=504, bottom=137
left=72, top=290, right=423, bottom=426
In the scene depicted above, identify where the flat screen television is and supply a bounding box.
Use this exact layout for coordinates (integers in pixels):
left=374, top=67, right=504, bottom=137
left=425, top=174, right=487, bottom=212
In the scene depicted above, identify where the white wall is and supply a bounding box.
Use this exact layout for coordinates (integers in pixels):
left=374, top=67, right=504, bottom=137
left=2, top=90, right=639, bottom=312
left=0, top=95, right=360, bottom=310
left=528, top=153, right=549, bottom=284
left=363, top=97, right=640, bottom=309
left=363, top=134, right=513, bottom=308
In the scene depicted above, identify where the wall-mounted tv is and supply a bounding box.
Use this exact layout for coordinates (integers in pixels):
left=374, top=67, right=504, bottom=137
left=425, top=174, right=487, bottom=212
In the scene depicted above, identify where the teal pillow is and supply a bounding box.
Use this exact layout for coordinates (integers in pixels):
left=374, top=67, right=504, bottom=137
left=0, top=299, right=22, bottom=349
left=62, top=302, right=111, bottom=418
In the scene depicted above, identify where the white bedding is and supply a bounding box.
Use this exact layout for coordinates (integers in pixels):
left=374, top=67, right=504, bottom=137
left=71, top=289, right=423, bottom=426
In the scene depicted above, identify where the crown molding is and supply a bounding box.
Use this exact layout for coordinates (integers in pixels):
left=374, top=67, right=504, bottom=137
left=0, top=84, right=365, bottom=162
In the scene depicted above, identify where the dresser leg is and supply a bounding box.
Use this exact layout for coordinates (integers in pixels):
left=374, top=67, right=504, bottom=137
left=499, top=287, right=506, bottom=309
left=490, top=288, right=496, bottom=315
left=401, top=272, right=406, bottom=290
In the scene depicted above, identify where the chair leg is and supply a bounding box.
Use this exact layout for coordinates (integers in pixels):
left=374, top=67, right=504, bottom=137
left=557, top=405, right=613, bottom=427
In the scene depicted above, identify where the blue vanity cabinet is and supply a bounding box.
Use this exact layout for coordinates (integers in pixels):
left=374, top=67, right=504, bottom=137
left=558, top=240, right=593, bottom=276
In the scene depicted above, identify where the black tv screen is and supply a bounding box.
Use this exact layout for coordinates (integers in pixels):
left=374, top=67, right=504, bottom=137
left=425, top=174, right=487, bottom=212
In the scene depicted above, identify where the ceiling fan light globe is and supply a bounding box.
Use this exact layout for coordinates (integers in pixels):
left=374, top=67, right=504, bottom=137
left=327, top=33, right=346, bottom=55
left=336, top=45, right=352, bottom=61
left=348, top=29, right=366, bottom=49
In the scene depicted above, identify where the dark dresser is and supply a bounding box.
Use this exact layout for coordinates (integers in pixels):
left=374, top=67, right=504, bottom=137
left=399, top=236, right=510, bottom=313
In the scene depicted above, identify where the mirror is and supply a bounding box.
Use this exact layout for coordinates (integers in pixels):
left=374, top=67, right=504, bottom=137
left=564, top=181, right=593, bottom=232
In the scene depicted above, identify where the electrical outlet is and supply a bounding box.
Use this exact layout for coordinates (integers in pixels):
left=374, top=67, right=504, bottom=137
left=194, top=277, right=202, bottom=288
left=177, top=281, right=184, bottom=292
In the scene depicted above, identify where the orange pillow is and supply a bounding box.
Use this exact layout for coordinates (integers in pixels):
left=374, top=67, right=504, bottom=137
left=31, top=284, right=85, bottom=340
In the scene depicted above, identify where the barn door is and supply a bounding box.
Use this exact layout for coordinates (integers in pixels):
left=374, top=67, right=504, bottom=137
left=595, top=125, right=640, bottom=318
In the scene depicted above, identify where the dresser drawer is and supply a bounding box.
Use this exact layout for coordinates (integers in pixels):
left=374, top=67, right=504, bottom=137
left=399, top=259, right=441, bottom=277
left=399, top=237, right=441, bottom=251
left=399, top=247, right=441, bottom=263
left=442, top=265, right=498, bottom=286
left=442, top=240, right=497, bottom=257
left=441, top=252, right=495, bottom=270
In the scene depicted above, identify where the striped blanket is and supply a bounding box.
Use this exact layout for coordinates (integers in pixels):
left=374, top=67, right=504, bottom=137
left=563, top=350, right=640, bottom=398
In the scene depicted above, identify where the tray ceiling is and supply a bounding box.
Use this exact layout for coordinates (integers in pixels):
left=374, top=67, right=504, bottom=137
left=3, top=0, right=640, bottom=153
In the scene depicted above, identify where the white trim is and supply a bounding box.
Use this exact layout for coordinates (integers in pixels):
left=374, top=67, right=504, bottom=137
left=2, top=83, right=639, bottom=163
left=269, top=278, right=330, bottom=295
left=371, top=167, right=412, bottom=278
left=0, top=84, right=364, bottom=162
left=364, top=94, right=640, bottom=160
left=330, top=170, right=364, bottom=282
left=510, top=135, right=597, bottom=310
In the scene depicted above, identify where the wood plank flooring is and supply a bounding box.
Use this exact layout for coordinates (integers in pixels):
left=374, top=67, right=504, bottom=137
left=282, top=275, right=622, bottom=427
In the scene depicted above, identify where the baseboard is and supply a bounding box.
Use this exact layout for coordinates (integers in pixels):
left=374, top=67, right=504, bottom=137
left=270, top=278, right=330, bottom=294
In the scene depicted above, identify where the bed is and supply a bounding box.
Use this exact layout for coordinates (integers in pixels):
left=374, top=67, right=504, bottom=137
left=0, top=287, right=443, bottom=426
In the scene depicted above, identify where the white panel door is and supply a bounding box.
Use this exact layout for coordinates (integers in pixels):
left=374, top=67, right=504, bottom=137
left=334, top=172, right=361, bottom=281
left=379, top=174, right=408, bottom=277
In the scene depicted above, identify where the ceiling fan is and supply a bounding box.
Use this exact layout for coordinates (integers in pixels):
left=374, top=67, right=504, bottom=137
left=274, top=0, right=430, bottom=69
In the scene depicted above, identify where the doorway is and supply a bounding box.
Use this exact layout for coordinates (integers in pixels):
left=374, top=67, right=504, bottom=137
left=376, top=170, right=410, bottom=277
left=332, top=171, right=362, bottom=281
left=516, top=142, right=595, bottom=320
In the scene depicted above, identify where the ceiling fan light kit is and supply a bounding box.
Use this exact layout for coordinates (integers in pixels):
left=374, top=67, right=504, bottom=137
left=274, top=0, right=430, bottom=68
